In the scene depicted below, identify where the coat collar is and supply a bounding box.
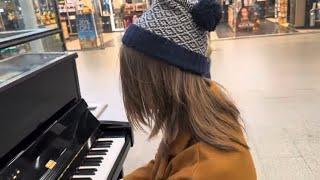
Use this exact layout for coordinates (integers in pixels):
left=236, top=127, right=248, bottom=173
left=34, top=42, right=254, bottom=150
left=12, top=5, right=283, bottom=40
left=152, top=131, right=194, bottom=179
left=168, top=132, right=193, bottom=156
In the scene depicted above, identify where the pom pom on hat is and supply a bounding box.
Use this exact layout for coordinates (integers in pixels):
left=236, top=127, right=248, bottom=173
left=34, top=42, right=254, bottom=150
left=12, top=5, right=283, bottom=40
left=191, top=0, right=222, bottom=32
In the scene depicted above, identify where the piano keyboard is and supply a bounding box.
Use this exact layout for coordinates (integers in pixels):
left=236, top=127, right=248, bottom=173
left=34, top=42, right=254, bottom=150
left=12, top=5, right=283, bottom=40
left=71, top=137, right=125, bottom=180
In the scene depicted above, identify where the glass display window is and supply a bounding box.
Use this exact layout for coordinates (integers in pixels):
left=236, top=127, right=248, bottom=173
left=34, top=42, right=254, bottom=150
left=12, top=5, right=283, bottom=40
left=0, top=0, right=59, bottom=32
left=108, top=0, right=148, bottom=31
left=99, top=0, right=111, bottom=16
left=33, top=0, right=59, bottom=28
left=306, top=0, right=320, bottom=28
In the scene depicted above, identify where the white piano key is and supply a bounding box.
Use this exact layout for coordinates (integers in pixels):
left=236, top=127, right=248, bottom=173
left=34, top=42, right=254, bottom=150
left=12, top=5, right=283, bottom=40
left=77, top=166, right=99, bottom=170
left=85, top=155, right=104, bottom=159
left=72, top=175, right=94, bottom=179
left=96, top=138, right=114, bottom=142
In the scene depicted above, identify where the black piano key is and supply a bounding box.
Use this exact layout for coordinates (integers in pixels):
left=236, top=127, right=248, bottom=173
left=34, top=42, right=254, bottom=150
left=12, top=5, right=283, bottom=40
left=89, top=149, right=108, bottom=152
left=93, top=145, right=110, bottom=149
left=74, top=168, right=97, bottom=175
left=80, top=161, right=100, bottom=166
left=71, top=178, right=92, bottom=180
left=92, top=143, right=111, bottom=148
left=84, top=157, right=103, bottom=162
left=95, top=141, right=112, bottom=145
left=76, top=167, right=98, bottom=171
left=96, top=141, right=113, bottom=144
left=87, top=150, right=107, bottom=155
left=83, top=159, right=102, bottom=164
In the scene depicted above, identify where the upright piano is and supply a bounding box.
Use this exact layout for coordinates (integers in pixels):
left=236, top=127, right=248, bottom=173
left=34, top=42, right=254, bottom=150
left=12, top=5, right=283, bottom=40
left=0, top=53, right=133, bottom=180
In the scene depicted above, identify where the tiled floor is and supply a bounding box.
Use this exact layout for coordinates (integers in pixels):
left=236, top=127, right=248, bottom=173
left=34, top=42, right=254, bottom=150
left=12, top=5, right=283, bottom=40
left=211, top=34, right=320, bottom=180
left=76, top=32, right=320, bottom=179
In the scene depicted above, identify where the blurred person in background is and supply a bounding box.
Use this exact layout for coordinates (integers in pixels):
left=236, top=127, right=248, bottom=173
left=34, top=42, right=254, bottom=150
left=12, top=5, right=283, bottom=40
left=120, top=0, right=257, bottom=179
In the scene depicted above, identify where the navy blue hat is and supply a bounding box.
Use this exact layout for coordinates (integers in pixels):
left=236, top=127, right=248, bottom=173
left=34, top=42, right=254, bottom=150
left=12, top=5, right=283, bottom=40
left=122, top=0, right=222, bottom=78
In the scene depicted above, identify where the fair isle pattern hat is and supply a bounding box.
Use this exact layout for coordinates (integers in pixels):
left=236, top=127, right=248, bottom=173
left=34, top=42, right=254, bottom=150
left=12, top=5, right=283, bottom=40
left=122, top=0, right=222, bottom=78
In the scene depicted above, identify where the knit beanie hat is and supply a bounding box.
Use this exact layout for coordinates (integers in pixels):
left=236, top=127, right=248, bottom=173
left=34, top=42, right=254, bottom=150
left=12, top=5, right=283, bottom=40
left=122, top=0, right=222, bottom=78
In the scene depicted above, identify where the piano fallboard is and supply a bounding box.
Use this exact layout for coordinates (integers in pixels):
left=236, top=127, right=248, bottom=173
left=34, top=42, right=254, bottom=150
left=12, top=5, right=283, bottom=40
left=0, top=53, right=81, bottom=163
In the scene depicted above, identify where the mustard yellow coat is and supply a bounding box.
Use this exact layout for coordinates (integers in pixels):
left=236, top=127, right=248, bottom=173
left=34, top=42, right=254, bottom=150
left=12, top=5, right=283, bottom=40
left=124, top=132, right=257, bottom=180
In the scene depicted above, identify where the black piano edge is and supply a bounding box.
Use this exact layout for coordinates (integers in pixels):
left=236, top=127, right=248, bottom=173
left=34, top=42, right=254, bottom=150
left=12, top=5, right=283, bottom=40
left=0, top=52, right=79, bottom=94
left=0, top=28, right=62, bottom=49
left=109, top=137, right=131, bottom=180
left=99, top=121, right=134, bottom=147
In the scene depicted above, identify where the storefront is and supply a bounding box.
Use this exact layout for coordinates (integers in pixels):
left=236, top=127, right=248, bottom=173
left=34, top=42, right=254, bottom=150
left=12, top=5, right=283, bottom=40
left=56, top=0, right=148, bottom=50
left=0, top=0, right=149, bottom=51
left=217, top=0, right=320, bottom=39
left=0, top=0, right=61, bottom=31
left=0, top=0, right=65, bottom=58
left=57, top=0, right=105, bottom=50
left=265, top=0, right=320, bottom=29
left=291, top=0, right=320, bottom=29
left=103, top=0, right=148, bottom=31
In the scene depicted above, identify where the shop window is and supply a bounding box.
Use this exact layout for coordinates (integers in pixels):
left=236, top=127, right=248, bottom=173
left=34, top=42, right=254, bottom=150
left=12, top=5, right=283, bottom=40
left=218, top=0, right=320, bottom=39
left=0, top=0, right=59, bottom=32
